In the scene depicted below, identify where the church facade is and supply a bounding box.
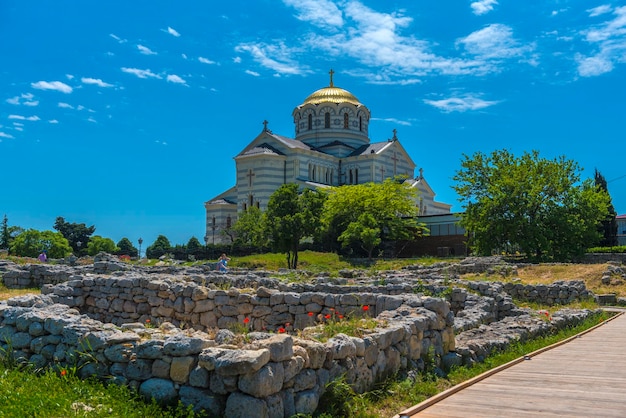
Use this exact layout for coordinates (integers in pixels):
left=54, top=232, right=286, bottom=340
left=204, top=72, right=451, bottom=245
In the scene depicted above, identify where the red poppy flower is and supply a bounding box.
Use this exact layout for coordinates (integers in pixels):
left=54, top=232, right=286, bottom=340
left=145, top=319, right=151, bottom=323
left=308, top=312, right=314, bottom=317
left=325, top=314, right=331, bottom=319
left=362, top=305, right=370, bottom=311
left=243, top=317, right=250, bottom=324
left=330, top=308, right=335, bottom=311
left=338, top=314, right=344, bottom=319
left=278, top=327, right=286, bottom=333
left=60, top=369, right=67, bottom=377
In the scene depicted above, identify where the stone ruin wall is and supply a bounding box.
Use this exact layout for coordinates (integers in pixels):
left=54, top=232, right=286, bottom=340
left=0, top=255, right=610, bottom=417
left=0, top=275, right=454, bottom=418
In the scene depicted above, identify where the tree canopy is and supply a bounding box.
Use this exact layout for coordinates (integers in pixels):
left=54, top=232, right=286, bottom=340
left=87, top=235, right=119, bottom=256
left=53, top=217, right=95, bottom=256
left=265, top=184, right=326, bottom=269
left=453, top=149, right=610, bottom=261
left=232, top=206, right=269, bottom=250
left=594, top=169, right=618, bottom=247
left=116, top=238, right=138, bottom=257
left=9, top=229, right=72, bottom=258
left=321, top=179, right=425, bottom=258
left=146, top=235, right=172, bottom=259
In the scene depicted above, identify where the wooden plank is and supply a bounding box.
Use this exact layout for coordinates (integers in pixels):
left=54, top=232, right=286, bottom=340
left=396, top=312, right=626, bottom=418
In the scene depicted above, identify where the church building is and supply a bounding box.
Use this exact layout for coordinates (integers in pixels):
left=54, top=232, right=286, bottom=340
left=204, top=71, right=451, bottom=245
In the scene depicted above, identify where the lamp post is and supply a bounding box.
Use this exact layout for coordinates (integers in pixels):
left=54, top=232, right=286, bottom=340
left=138, top=237, right=143, bottom=259
left=204, top=236, right=209, bottom=261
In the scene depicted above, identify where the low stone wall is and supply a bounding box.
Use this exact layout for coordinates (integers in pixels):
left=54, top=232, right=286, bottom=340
left=466, top=280, right=593, bottom=306
left=580, top=253, right=626, bottom=264
left=1, top=275, right=454, bottom=417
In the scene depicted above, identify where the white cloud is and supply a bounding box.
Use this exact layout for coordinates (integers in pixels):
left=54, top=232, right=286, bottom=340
left=588, top=5, right=612, bottom=17
left=576, top=54, right=614, bottom=76
left=424, top=95, right=499, bottom=112
left=155, top=140, right=168, bottom=146
left=182, top=53, right=188, bottom=59
left=31, top=80, right=73, bottom=93
left=165, top=26, right=181, bottom=37
left=282, top=0, right=344, bottom=29
left=121, top=67, right=162, bottom=79
left=577, top=6, right=626, bottom=76
left=81, top=77, right=113, bottom=87
left=245, top=70, right=260, bottom=76
left=137, top=44, right=157, bottom=55
left=292, top=1, right=510, bottom=79
left=58, top=102, right=74, bottom=109
left=0, top=132, right=14, bottom=139
left=233, top=56, right=242, bottom=63
left=8, top=114, right=41, bottom=121
left=370, top=117, right=411, bottom=126
left=471, top=0, right=498, bottom=16
left=235, top=42, right=310, bottom=75
left=199, top=56, right=216, bottom=64
left=65, top=74, right=74, bottom=80
left=166, top=74, right=187, bottom=84
left=6, top=93, right=39, bottom=106
left=87, top=117, right=97, bottom=123
left=48, top=119, right=59, bottom=124
left=109, top=33, right=127, bottom=43
left=457, top=24, right=534, bottom=60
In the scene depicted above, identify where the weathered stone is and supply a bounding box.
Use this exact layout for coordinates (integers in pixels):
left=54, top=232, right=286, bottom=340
left=179, top=386, right=223, bottom=416
left=251, top=334, right=293, bottom=362
left=225, top=392, right=268, bottom=418
left=139, top=378, right=177, bottom=405
left=294, top=389, right=319, bottom=415
left=214, top=349, right=271, bottom=376
left=238, top=362, right=284, bottom=397
left=170, top=356, right=196, bottom=383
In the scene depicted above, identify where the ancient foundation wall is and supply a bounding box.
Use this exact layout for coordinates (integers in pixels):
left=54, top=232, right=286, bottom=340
left=0, top=275, right=454, bottom=418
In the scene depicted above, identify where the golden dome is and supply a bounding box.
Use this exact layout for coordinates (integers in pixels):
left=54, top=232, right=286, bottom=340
left=302, top=86, right=362, bottom=106
left=301, top=69, right=362, bottom=106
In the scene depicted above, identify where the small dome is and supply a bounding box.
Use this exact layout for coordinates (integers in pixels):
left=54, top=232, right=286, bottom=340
left=302, top=86, right=362, bottom=106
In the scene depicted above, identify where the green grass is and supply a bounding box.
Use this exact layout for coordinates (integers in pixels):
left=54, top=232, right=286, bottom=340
left=315, top=310, right=613, bottom=417
left=233, top=250, right=451, bottom=276
left=0, top=366, right=196, bottom=418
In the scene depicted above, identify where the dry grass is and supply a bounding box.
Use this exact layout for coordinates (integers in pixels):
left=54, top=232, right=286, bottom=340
left=465, top=263, right=626, bottom=297
left=0, top=284, right=39, bottom=301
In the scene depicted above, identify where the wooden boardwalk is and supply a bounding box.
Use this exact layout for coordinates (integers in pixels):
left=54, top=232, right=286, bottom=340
left=395, top=312, right=626, bottom=418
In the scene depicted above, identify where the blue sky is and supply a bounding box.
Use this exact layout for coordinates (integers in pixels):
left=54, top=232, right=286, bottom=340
left=1, top=0, right=625, bottom=249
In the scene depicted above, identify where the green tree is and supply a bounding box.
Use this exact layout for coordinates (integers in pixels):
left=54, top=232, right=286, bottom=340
left=232, top=206, right=269, bottom=250
left=116, top=238, right=138, bottom=257
left=9, top=229, right=72, bottom=258
left=265, top=184, right=326, bottom=269
left=53, top=217, right=96, bottom=256
left=453, top=149, right=610, bottom=261
left=146, top=235, right=172, bottom=259
left=0, top=214, right=9, bottom=249
left=321, top=180, right=425, bottom=257
left=87, top=235, right=119, bottom=256
left=594, top=169, right=618, bottom=247
left=186, top=236, right=203, bottom=260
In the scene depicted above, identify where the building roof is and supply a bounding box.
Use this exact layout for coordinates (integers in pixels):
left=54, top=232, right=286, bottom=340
left=239, top=142, right=284, bottom=157
left=349, top=141, right=390, bottom=156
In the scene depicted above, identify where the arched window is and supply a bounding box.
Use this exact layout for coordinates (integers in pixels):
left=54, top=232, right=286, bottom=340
left=308, top=114, right=312, bottom=130
left=349, top=169, right=353, bottom=184
left=344, top=113, right=349, bottom=129
left=256, top=201, right=260, bottom=209
left=249, top=195, right=254, bottom=208
left=359, top=116, right=362, bottom=131
left=212, top=216, right=216, bottom=227
left=242, top=203, right=247, bottom=211
left=355, top=168, right=359, bottom=184
left=325, top=112, right=330, bottom=128
left=226, top=216, right=232, bottom=228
